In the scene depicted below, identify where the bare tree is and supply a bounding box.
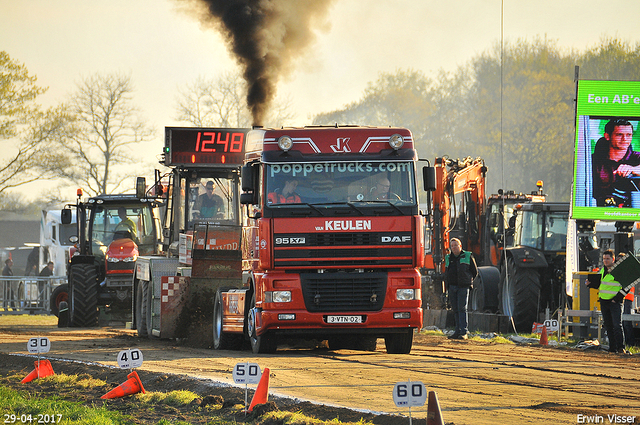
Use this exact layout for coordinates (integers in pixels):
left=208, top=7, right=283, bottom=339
left=57, top=73, right=154, bottom=195
left=175, top=71, right=295, bottom=128
left=0, top=51, right=74, bottom=195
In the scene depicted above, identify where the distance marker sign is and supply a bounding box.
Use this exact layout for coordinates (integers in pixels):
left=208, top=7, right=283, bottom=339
left=117, top=349, right=144, bottom=369
left=27, top=337, right=50, bottom=354
left=393, top=381, right=427, bottom=407
left=232, top=362, right=262, bottom=385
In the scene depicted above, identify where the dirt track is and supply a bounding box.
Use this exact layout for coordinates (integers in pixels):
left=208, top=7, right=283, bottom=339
left=1, top=320, right=639, bottom=425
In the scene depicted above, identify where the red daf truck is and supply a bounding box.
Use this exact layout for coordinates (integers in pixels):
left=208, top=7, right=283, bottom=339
left=214, top=126, right=427, bottom=354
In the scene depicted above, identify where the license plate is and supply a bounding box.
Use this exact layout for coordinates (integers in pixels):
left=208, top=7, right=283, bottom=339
left=327, top=315, right=362, bottom=324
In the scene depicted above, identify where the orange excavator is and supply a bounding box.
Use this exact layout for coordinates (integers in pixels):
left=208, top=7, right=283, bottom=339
left=422, top=156, right=544, bottom=313
left=423, top=157, right=488, bottom=308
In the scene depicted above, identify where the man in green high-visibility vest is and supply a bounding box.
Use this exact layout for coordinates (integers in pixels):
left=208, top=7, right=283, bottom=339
left=586, top=249, right=625, bottom=353
left=445, top=238, right=478, bottom=340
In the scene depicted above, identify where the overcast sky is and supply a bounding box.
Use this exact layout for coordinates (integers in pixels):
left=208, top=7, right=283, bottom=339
left=2, top=0, right=640, bottom=200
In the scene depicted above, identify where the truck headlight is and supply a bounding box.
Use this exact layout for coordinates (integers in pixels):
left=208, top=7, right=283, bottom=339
left=396, top=288, right=416, bottom=300
left=389, top=133, right=404, bottom=150
left=265, top=290, right=292, bottom=303
left=277, top=136, right=293, bottom=151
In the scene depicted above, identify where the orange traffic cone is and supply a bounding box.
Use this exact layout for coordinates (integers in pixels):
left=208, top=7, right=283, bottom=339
left=540, top=325, right=548, bottom=346
left=426, top=390, right=444, bottom=425
left=101, top=371, right=146, bottom=399
left=22, top=360, right=55, bottom=383
left=248, top=367, right=270, bottom=412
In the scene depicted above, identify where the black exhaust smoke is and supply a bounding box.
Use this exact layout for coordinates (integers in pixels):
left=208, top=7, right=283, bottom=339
left=192, top=0, right=335, bottom=126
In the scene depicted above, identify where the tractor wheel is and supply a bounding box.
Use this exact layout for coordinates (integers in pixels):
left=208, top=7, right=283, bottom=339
left=384, top=329, right=414, bottom=354
left=69, top=263, right=99, bottom=327
left=500, top=257, right=541, bottom=333
left=49, top=284, right=69, bottom=317
left=247, top=293, right=277, bottom=354
left=213, top=288, right=243, bottom=350
left=470, top=266, right=500, bottom=313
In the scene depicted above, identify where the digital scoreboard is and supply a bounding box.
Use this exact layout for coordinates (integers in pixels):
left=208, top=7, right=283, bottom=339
left=164, top=127, right=250, bottom=167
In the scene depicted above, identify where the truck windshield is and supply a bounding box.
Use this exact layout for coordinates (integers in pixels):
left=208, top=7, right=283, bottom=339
left=517, top=210, right=568, bottom=251
left=265, top=161, right=417, bottom=205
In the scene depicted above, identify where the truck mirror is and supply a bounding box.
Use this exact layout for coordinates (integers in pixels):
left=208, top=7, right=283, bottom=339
left=241, top=165, right=254, bottom=192
left=61, top=208, right=72, bottom=225
left=423, top=166, right=436, bottom=191
left=240, top=192, right=255, bottom=205
left=136, top=177, right=146, bottom=198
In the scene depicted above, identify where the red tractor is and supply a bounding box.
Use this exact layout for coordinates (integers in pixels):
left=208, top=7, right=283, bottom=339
left=61, top=185, right=161, bottom=326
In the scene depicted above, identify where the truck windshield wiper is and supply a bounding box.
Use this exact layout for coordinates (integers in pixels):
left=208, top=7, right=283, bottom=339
left=365, top=200, right=405, bottom=214
left=305, top=202, right=366, bottom=216
left=277, top=202, right=325, bottom=216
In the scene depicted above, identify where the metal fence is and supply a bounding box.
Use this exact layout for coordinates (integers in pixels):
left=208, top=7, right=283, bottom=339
left=0, top=276, right=67, bottom=315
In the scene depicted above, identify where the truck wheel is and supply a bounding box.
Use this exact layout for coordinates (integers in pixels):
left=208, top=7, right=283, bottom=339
left=500, top=257, right=541, bottom=333
left=247, top=294, right=277, bottom=354
left=471, top=266, right=500, bottom=313
left=354, top=336, right=378, bottom=352
left=213, top=289, right=243, bottom=350
left=328, top=336, right=377, bottom=351
left=69, top=263, right=99, bottom=327
left=135, top=281, right=149, bottom=338
left=384, top=329, right=413, bottom=354
left=327, top=336, right=348, bottom=350
left=49, top=284, right=69, bottom=317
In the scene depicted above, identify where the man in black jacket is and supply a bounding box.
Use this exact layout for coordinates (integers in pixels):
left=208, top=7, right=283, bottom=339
left=445, top=238, right=478, bottom=340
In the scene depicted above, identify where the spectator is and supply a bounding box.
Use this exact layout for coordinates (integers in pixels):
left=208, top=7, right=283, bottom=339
left=2, top=258, right=16, bottom=309
left=445, top=238, right=477, bottom=340
left=24, top=247, right=39, bottom=276
left=39, top=261, right=54, bottom=277
left=38, top=261, right=54, bottom=308
left=622, top=287, right=636, bottom=346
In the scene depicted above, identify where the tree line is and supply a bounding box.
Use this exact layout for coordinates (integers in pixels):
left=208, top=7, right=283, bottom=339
left=1, top=37, right=639, bottom=210
left=314, top=37, right=640, bottom=201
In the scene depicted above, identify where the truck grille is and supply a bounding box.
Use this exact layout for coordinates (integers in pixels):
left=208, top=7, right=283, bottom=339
left=300, top=271, right=386, bottom=312
left=273, top=231, right=412, bottom=268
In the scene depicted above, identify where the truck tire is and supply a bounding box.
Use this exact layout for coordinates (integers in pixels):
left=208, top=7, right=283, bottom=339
left=384, top=329, right=413, bottom=354
left=135, top=280, right=150, bottom=338
left=213, top=289, right=243, bottom=350
left=327, top=337, right=348, bottom=350
left=328, top=335, right=377, bottom=351
left=247, top=294, right=277, bottom=354
left=49, top=284, right=69, bottom=317
left=500, top=257, right=541, bottom=333
left=69, top=263, right=99, bottom=327
left=470, top=266, right=500, bottom=313
left=354, top=336, right=378, bottom=351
